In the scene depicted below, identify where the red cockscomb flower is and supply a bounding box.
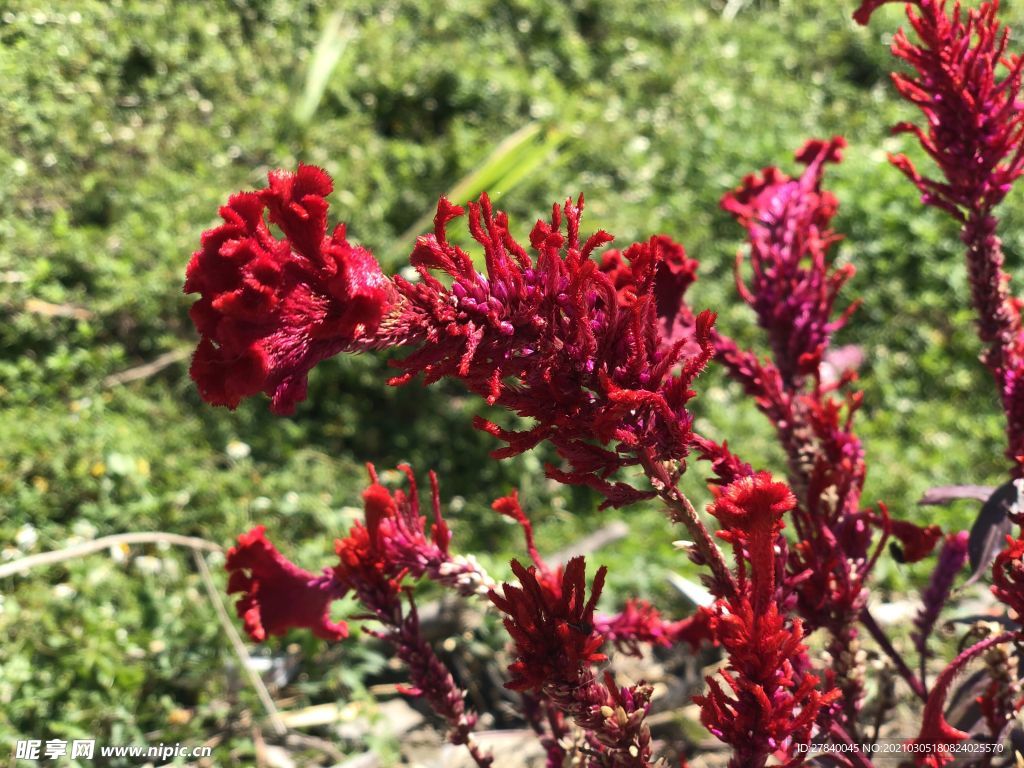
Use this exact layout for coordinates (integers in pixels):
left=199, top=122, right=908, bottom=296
left=225, top=526, right=348, bottom=641
left=695, top=473, right=838, bottom=767
left=185, top=165, right=392, bottom=414
left=720, top=136, right=854, bottom=385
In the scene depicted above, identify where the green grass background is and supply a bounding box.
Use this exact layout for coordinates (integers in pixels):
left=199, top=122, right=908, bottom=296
left=3, top=0, right=1024, bottom=763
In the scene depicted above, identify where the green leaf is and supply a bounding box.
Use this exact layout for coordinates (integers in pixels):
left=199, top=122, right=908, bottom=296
left=294, top=11, right=355, bottom=127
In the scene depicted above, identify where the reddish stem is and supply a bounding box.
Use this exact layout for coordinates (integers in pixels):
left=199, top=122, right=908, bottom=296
left=859, top=607, right=926, bottom=701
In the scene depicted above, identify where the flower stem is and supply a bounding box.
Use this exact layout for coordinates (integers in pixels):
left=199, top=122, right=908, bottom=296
left=640, top=451, right=736, bottom=598
left=859, top=607, right=926, bottom=701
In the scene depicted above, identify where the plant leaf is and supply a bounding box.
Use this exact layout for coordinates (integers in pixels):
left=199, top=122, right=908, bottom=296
left=964, top=479, right=1021, bottom=587
left=390, top=121, right=568, bottom=263
left=919, top=485, right=996, bottom=506
left=294, top=11, right=355, bottom=127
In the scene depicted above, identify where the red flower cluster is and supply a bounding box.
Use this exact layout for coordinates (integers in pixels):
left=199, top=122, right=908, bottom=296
left=489, top=556, right=608, bottom=693
left=695, top=473, right=839, bottom=767
left=185, top=0, right=1024, bottom=763
left=390, top=195, right=715, bottom=508
left=707, top=472, right=794, bottom=612
left=336, top=465, right=493, bottom=602
left=709, top=138, right=952, bottom=722
left=489, top=556, right=655, bottom=766
left=186, top=176, right=717, bottom=510
left=854, top=0, right=1024, bottom=216
left=226, top=465, right=492, bottom=639
left=184, top=165, right=392, bottom=414
left=855, top=0, right=1024, bottom=471
left=226, top=526, right=348, bottom=642
left=721, top=137, right=855, bottom=385
left=225, top=467, right=495, bottom=765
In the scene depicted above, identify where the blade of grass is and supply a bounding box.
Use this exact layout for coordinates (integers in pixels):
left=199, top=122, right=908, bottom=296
left=294, top=10, right=354, bottom=127
left=390, top=121, right=568, bottom=263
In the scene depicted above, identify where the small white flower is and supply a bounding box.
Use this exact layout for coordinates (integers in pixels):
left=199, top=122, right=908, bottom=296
left=52, top=583, right=77, bottom=600
left=71, top=520, right=98, bottom=540
left=133, top=556, right=163, bottom=575
left=15, top=524, right=38, bottom=551
left=226, top=440, right=251, bottom=460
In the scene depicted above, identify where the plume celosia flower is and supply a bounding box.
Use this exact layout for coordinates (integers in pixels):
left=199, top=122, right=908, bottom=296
left=854, top=0, right=1024, bottom=215
left=695, top=473, right=839, bottom=767
left=709, top=137, right=956, bottom=722
left=855, top=0, right=1024, bottom=471
left=489, top=556, right=654, bottom=766
left=388, top=195, right=716, bottom=508
left=707, top=471, right=795, bottom=612
left=225, top=467, right=494, bottom=766
left=720, top=137, right=856, bottom=385
left=337, top=465, right=493, bottom=599
left=489, top=556, right=608, bottom=693
left=912, top=531, right=969, bottom=662
left=226, top=465, right=492, bottom=636
left=184, top=165, right=392, bottom=414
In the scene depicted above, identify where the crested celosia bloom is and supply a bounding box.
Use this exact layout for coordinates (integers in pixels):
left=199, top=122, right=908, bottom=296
left=695, top=473, right=839, bottom=767
left=855, top=0, right=1024, bottom=472
left=184, top=165, right=393, bottom=414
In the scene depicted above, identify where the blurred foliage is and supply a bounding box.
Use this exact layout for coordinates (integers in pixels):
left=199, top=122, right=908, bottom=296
left=2, top=0, right=1024, bottom=763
